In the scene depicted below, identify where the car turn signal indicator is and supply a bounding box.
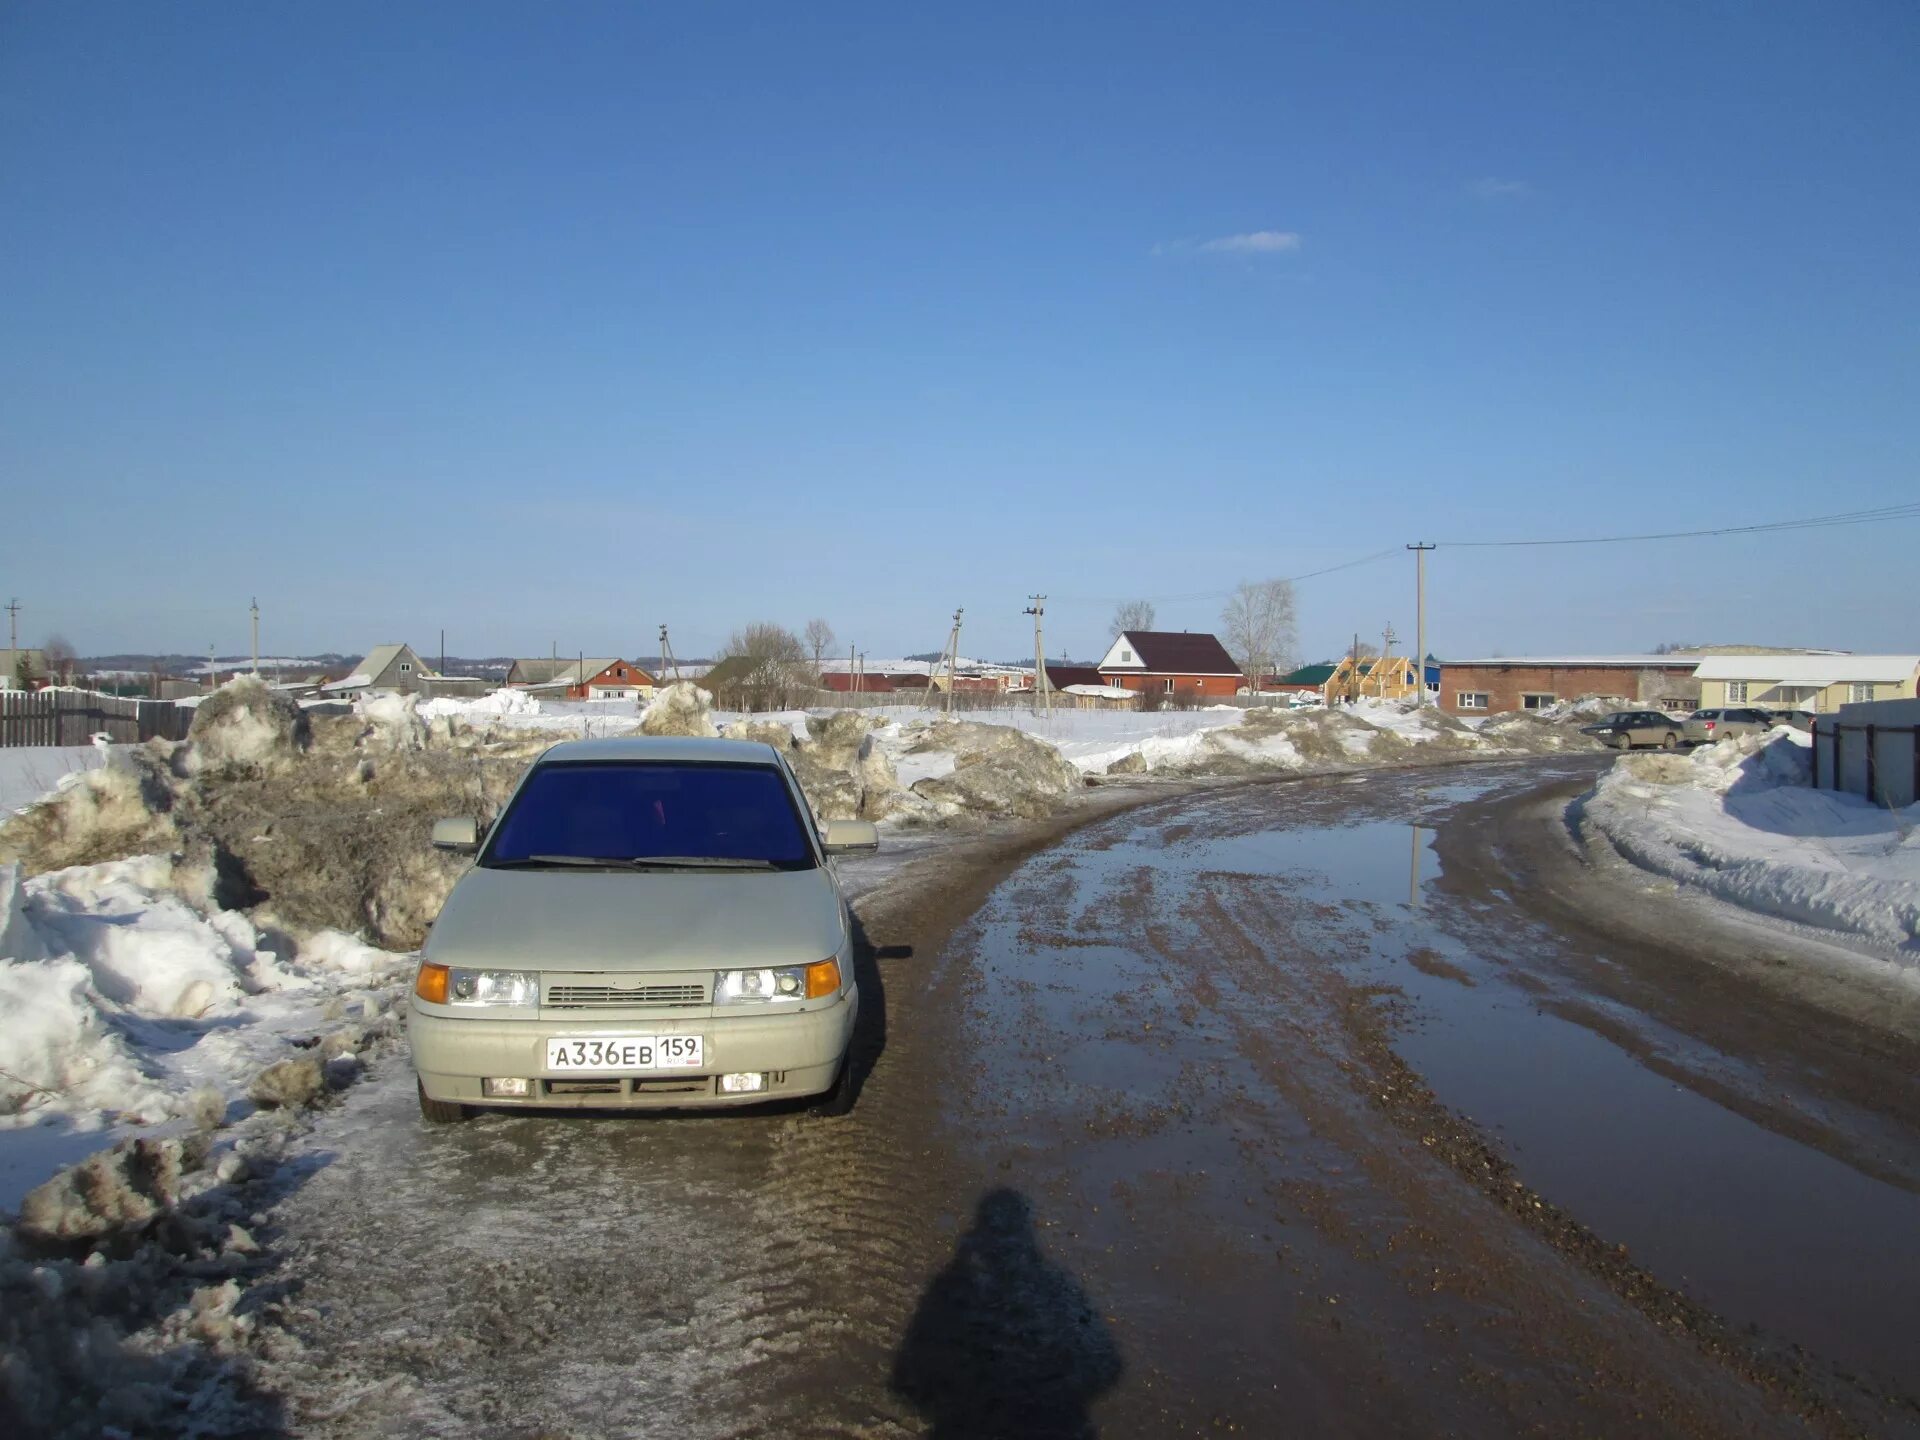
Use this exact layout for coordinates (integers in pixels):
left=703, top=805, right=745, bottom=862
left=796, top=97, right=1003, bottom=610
left=415, top=962, right=450, bottom=1004
left=805, top=959, right=841, bottom=999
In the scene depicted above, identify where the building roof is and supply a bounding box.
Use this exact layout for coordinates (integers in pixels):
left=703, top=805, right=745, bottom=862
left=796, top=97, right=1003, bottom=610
left=508, top=658, right=576, bottom=685
left=1045, top=664, right=1105, bottom=690
left=1275, top=663, right=1339, bottom=687
left=1440, top=654, right=1696, bottom=669
left=322, top=643, right=427, bottom=692
left=521, top=658, right=622, bottom=690
left=1692, top=654, right=1920, bottom=684
left=1104, top=631, right=1242, bottom=676
left=1, top=648, right=48, bottom=673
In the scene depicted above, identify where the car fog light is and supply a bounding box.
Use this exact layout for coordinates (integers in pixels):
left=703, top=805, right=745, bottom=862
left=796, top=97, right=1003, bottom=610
left=718, top=1072, right=767, bottom=1094
left=483, top=1077, right=532, bottom=1098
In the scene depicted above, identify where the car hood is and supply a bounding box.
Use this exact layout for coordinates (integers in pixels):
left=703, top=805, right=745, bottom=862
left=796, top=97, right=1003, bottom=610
left=424, top=865, right=846, bottom=972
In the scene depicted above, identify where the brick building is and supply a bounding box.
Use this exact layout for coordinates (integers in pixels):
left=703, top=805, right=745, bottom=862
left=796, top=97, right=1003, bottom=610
left=1097, top=631, right=1244, bottom=700
left=1439, top=655, right=1700, bottom=716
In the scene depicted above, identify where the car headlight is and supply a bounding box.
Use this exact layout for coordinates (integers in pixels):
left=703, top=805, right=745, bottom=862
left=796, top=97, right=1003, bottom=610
left=446, top=968, right=540, bottom=1007
left=714, top=959, right=841, bottom=1003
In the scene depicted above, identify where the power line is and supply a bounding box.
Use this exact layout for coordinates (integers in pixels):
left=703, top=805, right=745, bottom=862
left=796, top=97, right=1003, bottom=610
left=1053, top=546, right=1402, bottom=607
left=1436, top=501, right=1920, bottom=549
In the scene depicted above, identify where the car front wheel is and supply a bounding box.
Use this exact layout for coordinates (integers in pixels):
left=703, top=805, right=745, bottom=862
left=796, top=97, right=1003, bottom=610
left=418, top=1079, right=470, bottom=1124
left=1661, top=732, right=1677, bottom=750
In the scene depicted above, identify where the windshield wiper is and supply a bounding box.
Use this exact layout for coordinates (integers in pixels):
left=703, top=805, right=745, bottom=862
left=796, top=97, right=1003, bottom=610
left=622, top=856, right=783, bottom=871
left=484, top=855, right=634, bottom=869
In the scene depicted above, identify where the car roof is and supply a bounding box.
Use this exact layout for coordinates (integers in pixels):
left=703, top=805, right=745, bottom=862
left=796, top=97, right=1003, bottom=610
left=535, top=735, right=783, bottom=765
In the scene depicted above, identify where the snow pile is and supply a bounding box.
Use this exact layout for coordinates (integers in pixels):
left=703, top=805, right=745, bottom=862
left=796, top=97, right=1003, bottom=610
left=0, top=853, right=409, bottom=1206
left=900, top=721, right=1084, bottom=820
left=640, top=680, right=720, bottom=738
left=418, top=686, right=542, bottom=721
left=0, top=749, right=180, bottom=875
left=0, top=747, right=106, bottom=818
left=178, top=677, right=310, bottom=778
left=1584, top=729, right=1920, bottom=953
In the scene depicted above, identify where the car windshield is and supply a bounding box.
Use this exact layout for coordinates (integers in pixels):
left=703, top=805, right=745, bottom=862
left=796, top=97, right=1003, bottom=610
left=481, top=761, right=816, bottom=871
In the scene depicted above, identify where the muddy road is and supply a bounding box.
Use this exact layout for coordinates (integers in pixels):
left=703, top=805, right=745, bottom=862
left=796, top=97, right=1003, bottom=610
left=253, top=759, right=1920, bottom=1438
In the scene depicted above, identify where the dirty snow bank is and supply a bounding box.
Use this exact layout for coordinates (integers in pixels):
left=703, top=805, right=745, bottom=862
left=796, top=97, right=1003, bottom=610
left=0, top=746, right=108, bottom=817
left=1583, top=729, right=1920, bottom=954
left=0, top=854, right=409, bottom=1209
left=0, top=844, right=410, bottom=1438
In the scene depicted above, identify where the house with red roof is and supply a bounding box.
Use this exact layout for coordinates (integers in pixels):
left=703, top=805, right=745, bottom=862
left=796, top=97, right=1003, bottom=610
left=1096, top=631, right=1244, bottom=701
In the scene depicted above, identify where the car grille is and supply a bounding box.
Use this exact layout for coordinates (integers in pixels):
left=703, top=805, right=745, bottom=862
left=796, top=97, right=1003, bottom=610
left=544, top=982, right=709, bottom=1009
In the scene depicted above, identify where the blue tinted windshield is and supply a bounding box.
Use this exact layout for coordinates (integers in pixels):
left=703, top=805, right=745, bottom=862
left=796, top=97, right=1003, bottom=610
left=482, top=762, right=816, bottom=869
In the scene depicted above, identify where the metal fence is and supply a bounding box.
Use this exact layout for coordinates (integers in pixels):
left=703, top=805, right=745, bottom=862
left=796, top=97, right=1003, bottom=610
left=1811, top=700, right=1919, bottom=809
left=0, top=688, right=194, bottom=748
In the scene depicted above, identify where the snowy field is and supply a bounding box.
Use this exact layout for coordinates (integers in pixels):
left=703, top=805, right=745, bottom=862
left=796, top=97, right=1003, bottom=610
left=1, top=746, right=106, bottom=816
left=1586, top=729, right=1920, bottom=957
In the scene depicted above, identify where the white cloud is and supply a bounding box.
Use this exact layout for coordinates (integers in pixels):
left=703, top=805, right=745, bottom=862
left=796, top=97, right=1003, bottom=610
left=1197, top=230, right=1302, bottom=254
left=1467, top=177, right=1528, bottom=199
left=1154, top=230, right=1303, bottom=258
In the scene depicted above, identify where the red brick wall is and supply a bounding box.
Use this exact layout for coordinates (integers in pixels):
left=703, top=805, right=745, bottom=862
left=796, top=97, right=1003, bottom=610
left=1441, top=663, right=1698, bottom=716
left=1101, top=673, right=1242, bottom=699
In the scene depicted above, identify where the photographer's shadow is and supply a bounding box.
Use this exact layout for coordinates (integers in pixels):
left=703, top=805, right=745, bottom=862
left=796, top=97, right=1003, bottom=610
left=891, top=1188, right=1123, bottom=1439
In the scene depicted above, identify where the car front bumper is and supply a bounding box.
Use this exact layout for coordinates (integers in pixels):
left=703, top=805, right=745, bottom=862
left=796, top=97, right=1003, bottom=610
left=409, top=989, right=858, bottom=1110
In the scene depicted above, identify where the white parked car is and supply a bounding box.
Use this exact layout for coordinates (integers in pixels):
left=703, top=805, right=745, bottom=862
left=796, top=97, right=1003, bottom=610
left=409, top=736, right=877, bottom=1121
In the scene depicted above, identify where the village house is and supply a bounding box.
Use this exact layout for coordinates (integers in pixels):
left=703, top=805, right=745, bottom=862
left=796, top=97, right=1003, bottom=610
left=1096, top=631, right=1244, bottom=701
left=1693, top=654, right=1920, bottom=714
left=1439, top=655, right=1700, bottom=717
left=584, top=660, right=656, bottom=701
left=321, top=643, right=437, bottom=697
left=1, top=648, right=48, bottom=691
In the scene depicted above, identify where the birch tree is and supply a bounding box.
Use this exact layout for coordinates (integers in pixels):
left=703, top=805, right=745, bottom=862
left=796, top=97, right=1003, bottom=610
left=1220, top=580, right=1297, bottom=692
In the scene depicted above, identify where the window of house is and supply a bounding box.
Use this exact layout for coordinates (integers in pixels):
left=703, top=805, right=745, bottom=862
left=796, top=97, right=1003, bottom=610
left=1661, top=698, right=1690, bottom=711
left=1121, top=649, right=1134, bottom=663
left=399, top=662, right=412, bottom=673
left=1521, top=692, right=1555, bottom=711
left=1162, top=677, right=1175, bottom=694
left=1850, top=682, right=1875, bottom=703
left=1726, top=681, right=1747, bottom=702
left=1458, top=692, right=1488, bottom=710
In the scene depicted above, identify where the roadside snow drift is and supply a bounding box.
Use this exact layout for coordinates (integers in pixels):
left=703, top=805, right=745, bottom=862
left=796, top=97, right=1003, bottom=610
left=1583, top=729, right=1920, bottom=954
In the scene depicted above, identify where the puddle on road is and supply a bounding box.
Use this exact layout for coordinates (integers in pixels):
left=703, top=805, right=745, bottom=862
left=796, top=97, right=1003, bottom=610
left=967, top=766, right=1920, bottom=1390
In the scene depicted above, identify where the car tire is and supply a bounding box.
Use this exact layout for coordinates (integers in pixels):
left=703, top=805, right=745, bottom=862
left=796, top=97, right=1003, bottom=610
left=810, top=1052, right=857, bottom=1119
left=418, top=1079, right=470, bottom=1124
left=1661, top=732, right=1677, bottom=750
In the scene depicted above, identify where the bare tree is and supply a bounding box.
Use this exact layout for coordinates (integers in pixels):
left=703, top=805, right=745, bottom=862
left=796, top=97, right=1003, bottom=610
left=1219, top=580, right=1298, bottom=693
left=43, top=634, right=78, bottom=686
left=1110, top=599, right=1156, bottom=638
left=803, top=617, right=836, bottom=674
left=718, top=622, right=810, bottom=710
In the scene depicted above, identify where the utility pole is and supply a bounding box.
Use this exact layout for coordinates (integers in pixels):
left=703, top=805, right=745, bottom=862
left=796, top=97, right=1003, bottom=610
left=1407, top=543, right=1434, bottom=706
left=440, top=628, right=446, bottom=678
left=7, top=597, right=20, bottom=658
left=250, top=598, right=260, bottom=675
left=848, top=644, right=858, bottom=697
left=208, top=642, right=216, bottom=693
left=1025, top=596, right=1050, bottom=718
left=658, top=625, right=679, bottom=683
left=941, top=607, right=964, bottom=716
left=1380, top=622, right=1397, bottom=700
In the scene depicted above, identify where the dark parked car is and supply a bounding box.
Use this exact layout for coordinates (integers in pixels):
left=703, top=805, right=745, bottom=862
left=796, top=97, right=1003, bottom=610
left=1581, top=710, right=1686, bottom=750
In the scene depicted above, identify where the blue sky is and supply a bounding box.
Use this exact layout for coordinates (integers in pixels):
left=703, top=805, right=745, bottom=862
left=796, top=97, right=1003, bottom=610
left=3, top=2, right=1915, bottom=664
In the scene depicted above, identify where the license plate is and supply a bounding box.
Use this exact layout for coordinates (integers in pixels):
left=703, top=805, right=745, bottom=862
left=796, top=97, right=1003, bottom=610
left=544, top=1035, right=704, bottom=1073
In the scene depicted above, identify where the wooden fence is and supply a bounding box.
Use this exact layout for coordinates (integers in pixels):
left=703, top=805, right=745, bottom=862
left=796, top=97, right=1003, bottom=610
left=0, top=689, right=194, bottom=748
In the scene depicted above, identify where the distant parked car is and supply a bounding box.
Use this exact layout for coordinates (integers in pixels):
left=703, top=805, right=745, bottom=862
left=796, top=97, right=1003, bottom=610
left=1581, top=710, right=1686, bottom=750
left=1682, top=707, right=1778, bottom=745
left=1762, top=708, right=1813, bottom=733
left=1286, top=692, right=1324, bottom=710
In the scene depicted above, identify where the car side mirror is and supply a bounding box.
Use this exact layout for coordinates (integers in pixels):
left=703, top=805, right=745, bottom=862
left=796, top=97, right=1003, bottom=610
left=821, top=819, right=880, bottom=854
left=432, top=817, right=481, bottom=852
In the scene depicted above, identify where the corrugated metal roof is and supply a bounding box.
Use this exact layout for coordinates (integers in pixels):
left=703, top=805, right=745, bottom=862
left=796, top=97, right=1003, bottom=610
left=1693, top=654, right=1920, bottom=684
left=1441, top=655, right=1693, bottom=668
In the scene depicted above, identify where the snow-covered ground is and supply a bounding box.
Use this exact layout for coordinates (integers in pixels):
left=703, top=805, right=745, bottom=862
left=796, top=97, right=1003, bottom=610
left=1585, top=729, right=1920, bottom=957
left=0, top=856, right=408, bottom=1211
left=1, top=746, right=107, bottom=816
